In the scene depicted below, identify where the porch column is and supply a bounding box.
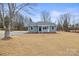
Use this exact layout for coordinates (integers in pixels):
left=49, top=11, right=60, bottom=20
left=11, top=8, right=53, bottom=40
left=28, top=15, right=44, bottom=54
left=28, top=26, right=29, bottom=32
left=42, top=26, right=43, bottom=32
left=38, top=26, right=39, bottom=32
left=47, top=26, right=49, bottom=32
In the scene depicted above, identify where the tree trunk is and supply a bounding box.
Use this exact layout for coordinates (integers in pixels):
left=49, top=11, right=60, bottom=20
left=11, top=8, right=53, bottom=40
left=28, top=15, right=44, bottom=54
left=5, top=29, right=10, bottom=38
left=4, top=25, right=11, bottom=39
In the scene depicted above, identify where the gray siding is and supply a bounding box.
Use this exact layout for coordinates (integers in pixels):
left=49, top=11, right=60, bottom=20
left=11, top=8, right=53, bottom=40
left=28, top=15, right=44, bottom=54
left=28, top=26, right=38, bottom=32
left=27, top=21, right=56, bottom=32
left=28, top=26, right=56, bottom=32
left=50, top=26, right=56, bottom=32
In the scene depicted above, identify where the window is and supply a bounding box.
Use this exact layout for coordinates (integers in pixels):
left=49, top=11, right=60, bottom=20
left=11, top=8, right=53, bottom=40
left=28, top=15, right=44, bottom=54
left=52, top=26, right=54, bottom=29
left=31, top=27, right=33, bottom=30
left=43, top=26, right=48, bottom=30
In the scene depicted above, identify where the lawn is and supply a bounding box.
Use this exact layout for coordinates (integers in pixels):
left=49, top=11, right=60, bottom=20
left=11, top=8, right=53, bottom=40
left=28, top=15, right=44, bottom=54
left=0, top=32, right=79, bottom=56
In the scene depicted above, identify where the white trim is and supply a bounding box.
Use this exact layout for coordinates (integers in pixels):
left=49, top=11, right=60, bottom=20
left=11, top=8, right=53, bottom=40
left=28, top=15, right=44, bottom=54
left=28, top=25, right=55, bottom=27
left=47, top=26, right=49, bottom=32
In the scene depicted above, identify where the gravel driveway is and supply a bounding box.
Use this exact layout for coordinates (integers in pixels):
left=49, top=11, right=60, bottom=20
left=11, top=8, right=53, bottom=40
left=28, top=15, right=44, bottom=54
left=0, top=31, right=27, bottom=39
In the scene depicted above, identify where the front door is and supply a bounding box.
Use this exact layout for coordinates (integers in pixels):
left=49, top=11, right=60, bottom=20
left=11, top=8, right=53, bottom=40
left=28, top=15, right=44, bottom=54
left=39, top=26, right=42, bottom=32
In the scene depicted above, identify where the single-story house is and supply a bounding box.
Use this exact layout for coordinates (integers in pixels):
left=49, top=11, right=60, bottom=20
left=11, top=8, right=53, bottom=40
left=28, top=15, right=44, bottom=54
left=27, top=21, right=56, bottom=33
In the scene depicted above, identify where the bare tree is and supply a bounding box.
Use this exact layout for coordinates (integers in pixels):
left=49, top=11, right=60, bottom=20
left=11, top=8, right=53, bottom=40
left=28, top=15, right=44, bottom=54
left=62, top=14, right=71, bottom=32
left=0, top=4, right=5, bottom=30
left=0, top=3, right=34, bottom=39
left=13, top=13, right=25, bottom=30
left=41, top=11, right=51, bottom=22
left=57, top=18, right=63, bottom=31
left=57, top=13, right=71, bottom=32
left=0, top=18, right=3, bottom=29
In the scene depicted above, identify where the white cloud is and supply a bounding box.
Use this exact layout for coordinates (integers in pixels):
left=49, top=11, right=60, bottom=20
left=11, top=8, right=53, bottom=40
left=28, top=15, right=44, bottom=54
left=51, top=10, right=62, bottom=17
left=50, top=10, right=62, bottom=23
left=51, top=8, right=79, bottom=17
left=50, top=8, right=79, bottom=23
left=31, top=14, right=41, bottom=22
left=30, top=8, right=79, bottom=23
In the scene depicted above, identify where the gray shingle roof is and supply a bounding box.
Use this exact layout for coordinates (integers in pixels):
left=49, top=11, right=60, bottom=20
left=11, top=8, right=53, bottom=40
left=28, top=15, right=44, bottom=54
left=36, top=21, right=55, bottom=25
left=27, top=21, right=56, bottom=26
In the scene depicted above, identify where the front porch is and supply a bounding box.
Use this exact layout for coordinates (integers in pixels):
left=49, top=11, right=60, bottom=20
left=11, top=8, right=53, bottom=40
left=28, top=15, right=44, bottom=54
left=28, top=25, right=56, bottom=33
left=37, top=26, right=50, bottom=32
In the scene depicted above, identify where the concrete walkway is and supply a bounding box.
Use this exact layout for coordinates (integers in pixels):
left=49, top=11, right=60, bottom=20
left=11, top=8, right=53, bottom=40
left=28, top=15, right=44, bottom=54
left=0, top=31, right=27, bottom=39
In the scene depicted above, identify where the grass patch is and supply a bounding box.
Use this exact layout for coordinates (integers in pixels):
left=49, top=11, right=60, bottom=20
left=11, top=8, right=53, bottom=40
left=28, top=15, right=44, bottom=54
left=0, top=31, right=4, bottom=34
left=0, top=32, right=79, bottom=56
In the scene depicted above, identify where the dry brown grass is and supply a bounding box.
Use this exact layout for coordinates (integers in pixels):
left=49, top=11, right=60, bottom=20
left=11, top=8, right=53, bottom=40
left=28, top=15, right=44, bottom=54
left=0, top=32, right=79, bottom=56
left=0, top=31, right=4, bottom=34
